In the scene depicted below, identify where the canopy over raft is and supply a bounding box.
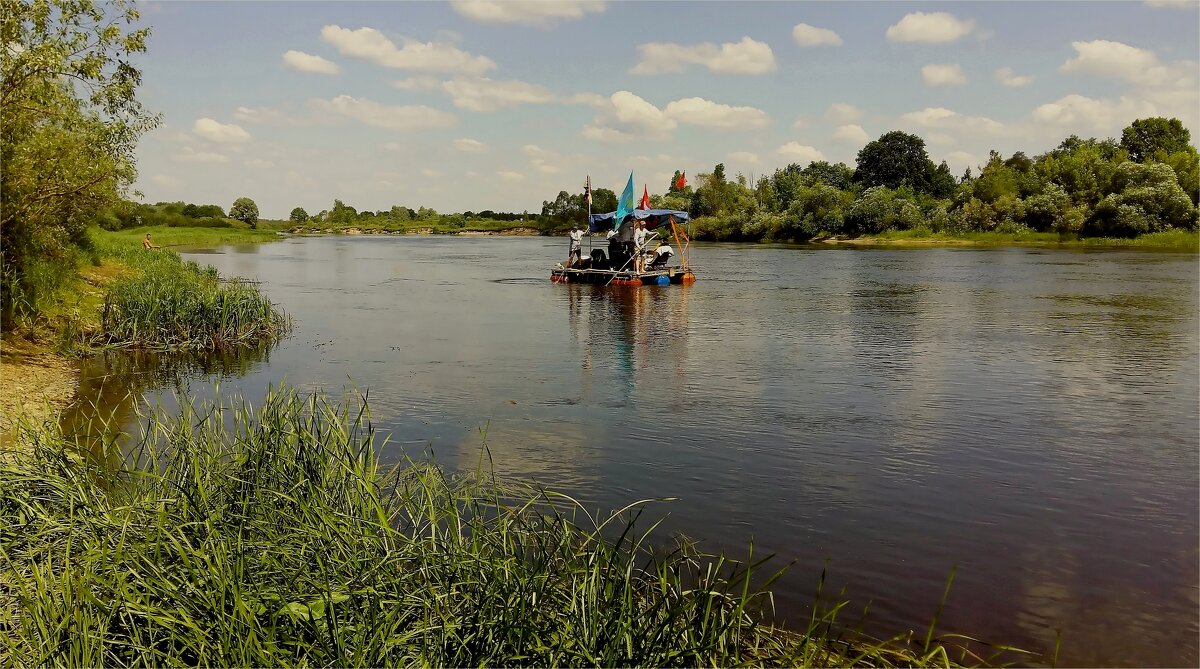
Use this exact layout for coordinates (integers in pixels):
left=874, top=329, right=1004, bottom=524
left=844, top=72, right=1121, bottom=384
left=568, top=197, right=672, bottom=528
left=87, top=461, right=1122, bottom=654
left=552, top=209, right=695, bottom=286
left=587, top=209, right=690, bottom=233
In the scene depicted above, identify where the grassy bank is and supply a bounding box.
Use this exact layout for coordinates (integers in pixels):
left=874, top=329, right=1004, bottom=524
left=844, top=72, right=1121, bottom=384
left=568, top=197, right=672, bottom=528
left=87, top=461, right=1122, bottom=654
left=0, top=388, right=1026, bottom=666
left=97, top=225, right=281, bottom=248
left=813, top=228, right=1200, bottom=250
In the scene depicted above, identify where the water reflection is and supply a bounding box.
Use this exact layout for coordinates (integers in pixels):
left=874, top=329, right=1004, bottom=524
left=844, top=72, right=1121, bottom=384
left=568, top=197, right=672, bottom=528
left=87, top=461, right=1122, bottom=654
left=61, top=343, right=275, bottom=449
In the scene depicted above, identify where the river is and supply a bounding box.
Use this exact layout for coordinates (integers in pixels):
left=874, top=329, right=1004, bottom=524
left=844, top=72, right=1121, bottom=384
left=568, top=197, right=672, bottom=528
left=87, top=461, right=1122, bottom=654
left=71, top=235, right=1199, bottom=667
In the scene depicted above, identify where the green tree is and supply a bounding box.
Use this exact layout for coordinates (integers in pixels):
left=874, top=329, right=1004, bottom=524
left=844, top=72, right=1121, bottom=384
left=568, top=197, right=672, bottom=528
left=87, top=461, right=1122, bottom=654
left=592, top=187, right=617, bottom=213
left=854, top=131, right=934, bottom=193
left=1, top=0, right=159, bottom=324
left=1120, top=117, right=1192, bottom=163
left=800, top=161, right=856, bottom=190
left=289, top=207, right=309, bottom=223
left=230, top=197, right=259, bottom=228
left=844, top=186, right=922, bottom=235
left=328, top=199, right=356, bottom=225
left=1086, top=161, right=1198, bottom=236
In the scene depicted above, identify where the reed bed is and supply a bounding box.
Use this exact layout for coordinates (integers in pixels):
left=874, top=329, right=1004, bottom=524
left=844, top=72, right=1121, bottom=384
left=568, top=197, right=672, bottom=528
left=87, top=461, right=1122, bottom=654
left=97, top=246, right=289, bottom=351
left=0, top=388, right=1030, bottom=667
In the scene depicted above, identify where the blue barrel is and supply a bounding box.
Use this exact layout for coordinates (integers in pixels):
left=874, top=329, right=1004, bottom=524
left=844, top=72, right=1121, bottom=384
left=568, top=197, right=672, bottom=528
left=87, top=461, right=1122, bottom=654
left=654, top=275, right=669, bottom=285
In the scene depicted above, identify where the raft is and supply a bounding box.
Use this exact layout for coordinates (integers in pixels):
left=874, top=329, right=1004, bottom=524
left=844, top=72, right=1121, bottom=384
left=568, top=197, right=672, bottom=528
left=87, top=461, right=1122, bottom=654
left=550, top=267, right=696, bottom=286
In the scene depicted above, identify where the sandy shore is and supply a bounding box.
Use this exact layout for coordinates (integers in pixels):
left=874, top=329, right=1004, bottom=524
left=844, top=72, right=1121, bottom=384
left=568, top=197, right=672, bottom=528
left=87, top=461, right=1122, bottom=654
left=0, top=337, right=77, bottom=437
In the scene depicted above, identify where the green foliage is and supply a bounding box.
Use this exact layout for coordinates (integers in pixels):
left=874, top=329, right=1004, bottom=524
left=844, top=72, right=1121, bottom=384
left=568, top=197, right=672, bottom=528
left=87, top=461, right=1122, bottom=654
left=781, top=184, right=855, bottom=240
left=1120, top=117, right=1191, bottom=163
left=97, top=246, right=289, bottom=350
left=854, top=131, right=936, bottom=193
left=845, top=186, right=921, bottom=235
left=1086, top=162, right=1199, bottom=237
left=229, top=197, right=259, bottom=228
left=1, top=0, right=159, bottom=326
left=288, top=207, right=309, bottom=223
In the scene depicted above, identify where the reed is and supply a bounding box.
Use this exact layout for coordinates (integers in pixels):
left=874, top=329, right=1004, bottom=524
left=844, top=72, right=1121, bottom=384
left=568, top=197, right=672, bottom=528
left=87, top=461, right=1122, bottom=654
left=0, top=389, right=1030, bottom=666
left=95, top=244, right=289, bottom=351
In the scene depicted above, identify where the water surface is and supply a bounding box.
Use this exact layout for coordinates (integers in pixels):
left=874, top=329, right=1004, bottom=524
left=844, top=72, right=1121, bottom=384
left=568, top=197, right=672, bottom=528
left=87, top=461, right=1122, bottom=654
left=76, top=236, right=1199, bottom=666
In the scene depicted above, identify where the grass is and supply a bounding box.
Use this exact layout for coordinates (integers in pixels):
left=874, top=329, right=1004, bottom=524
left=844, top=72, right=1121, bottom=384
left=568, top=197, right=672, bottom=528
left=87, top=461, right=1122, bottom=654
left=97, top=225, right=281, bottom=248
left=0, top=388, right=1037, bottom=666
left=823, top=228, right=1200, bottom=250
left=93, top=245, right=289, bottom=351
left=2, top=230, right=290, bottom=354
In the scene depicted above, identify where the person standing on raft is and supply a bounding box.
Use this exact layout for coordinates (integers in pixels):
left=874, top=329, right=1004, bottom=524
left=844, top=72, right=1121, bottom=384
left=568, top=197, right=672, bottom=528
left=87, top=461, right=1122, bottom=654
left=567, top=225, right=585, bottom=267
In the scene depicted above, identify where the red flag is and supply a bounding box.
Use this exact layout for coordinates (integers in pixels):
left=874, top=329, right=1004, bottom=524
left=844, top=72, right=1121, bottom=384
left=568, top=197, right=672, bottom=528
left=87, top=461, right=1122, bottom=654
left=584, top=174, right=592, bottom=205
left=639, top=185, right=650, bottom=210
left=675, top=171, right=687, bottom=190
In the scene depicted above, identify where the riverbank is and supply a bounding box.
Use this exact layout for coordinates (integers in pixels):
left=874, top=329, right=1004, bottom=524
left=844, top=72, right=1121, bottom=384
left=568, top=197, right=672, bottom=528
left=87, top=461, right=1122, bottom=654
left=285, top=224, right=542, bottom=236
left=810, top=228, right=1200, bottom=250
left=0, top=228, right=287, bottom=439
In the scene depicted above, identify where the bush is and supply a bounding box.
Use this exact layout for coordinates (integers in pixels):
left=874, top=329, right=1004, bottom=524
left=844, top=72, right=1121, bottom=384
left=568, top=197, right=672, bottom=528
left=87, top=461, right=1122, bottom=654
left=844, top=186, right=921, bottom=236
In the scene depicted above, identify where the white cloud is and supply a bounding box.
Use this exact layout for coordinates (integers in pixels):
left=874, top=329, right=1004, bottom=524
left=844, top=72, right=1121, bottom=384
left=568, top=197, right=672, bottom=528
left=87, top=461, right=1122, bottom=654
left=630, top=37, right=776, bottom=75
left=583, top=90, right=676, bottom=142
left=233, top=106, right=303, bottom=126
left=421, top=168, right=444, bottom=178
left=522, top=144, right=554, bottom=159
left=1060, top=40, right=1194, bottom=87
left=663, top=97, right=771, bottom=129
left=825, top=102, right=862, bottom=124
left=776, top=142, right=825, bottom=164
left=150, top=174, right=182, bottom=189
left=308, top=95, right=456, bottom=130
left=566, top=92, right=608, bottom=107
left=1144, top=0, right=1198, bottom=7
left=453, top=138, right=486, bottom=152
left=173, top=147, right=230, bottom=163
left=921, top=63, right=967, bottom=86
left=833, top=124, right=869, bottom=143
left=441, top=77, right=557, bottom=111
left=244, top=158, right=274, bottom=169
left=995, top=67, right=1033, bottom=87
left=793, top=116, right=808, bottom=129
left=392, top=76, right=442, bottom=92
left=193, top=118, right=250, bottom=143
left=320, top=25, right=495, bottom=76
left=581, top=125, right=633, bottom=143
left=451, top=1, right=606, bottom=26
left=886, top=12, right=975, bottom=43
left=1031, top=94, right=1157, bottom=132
left=899, top=107, right=1005, bottom=134
left=497, top=170, right=524, bottom=181
left=282, top=50, right=339, bottom=75
left=792, top=23, right=842, bottom=47
left=727, top=151, right=760, bottom=164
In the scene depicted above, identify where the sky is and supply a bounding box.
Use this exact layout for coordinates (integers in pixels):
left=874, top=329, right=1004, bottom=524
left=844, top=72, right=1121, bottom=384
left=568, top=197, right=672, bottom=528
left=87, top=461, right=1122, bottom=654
left=130, top=0, right=1200, bottom=219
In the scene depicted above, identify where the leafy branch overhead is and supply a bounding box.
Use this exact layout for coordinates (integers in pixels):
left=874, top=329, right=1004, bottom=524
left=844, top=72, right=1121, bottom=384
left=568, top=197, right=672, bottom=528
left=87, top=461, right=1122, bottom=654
left=1, top=0, right=161, bottom=326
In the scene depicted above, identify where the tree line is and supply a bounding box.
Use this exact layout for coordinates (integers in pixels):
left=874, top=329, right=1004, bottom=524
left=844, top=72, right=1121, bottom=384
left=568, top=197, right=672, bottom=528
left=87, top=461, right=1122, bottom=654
left=673, top=118, right=1197, bottom=242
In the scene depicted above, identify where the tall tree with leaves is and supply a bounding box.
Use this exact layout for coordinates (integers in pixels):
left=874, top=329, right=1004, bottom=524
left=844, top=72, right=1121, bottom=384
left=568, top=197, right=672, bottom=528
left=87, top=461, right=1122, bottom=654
left=854, top=131, right=935, bottom=194
left=1, top=0, right=160, bottom=325
left=230, top=197, right=259, bottom=228
left=1120, top=117, right=1192, bottom=163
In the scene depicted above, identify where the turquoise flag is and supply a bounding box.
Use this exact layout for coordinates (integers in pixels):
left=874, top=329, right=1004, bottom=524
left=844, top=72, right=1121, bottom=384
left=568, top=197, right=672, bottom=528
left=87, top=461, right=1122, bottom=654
left=614, top=171, right=635, bottom=231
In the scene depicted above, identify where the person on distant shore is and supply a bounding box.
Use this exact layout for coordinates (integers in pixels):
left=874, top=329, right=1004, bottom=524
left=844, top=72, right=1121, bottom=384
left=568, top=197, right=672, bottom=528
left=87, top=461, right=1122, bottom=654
left=567, top=225, right=585, bottom=267
left=143, top=233, right=160, bottom=250
left=633, top=221, right=648, bottom=272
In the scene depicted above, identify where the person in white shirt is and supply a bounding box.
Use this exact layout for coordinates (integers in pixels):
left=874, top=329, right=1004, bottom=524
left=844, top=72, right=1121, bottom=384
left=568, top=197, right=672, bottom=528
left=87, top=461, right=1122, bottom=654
left=632, top=221, right=648, bottom=272
left=567, top=225, right=585, bottom=267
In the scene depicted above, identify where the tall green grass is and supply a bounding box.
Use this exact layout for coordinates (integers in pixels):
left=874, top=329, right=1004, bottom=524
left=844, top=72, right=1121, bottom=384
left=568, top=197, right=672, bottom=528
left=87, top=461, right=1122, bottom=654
left=0, top=389, right=1031, bottom=666
left=87, top=232, right=289, bottom=351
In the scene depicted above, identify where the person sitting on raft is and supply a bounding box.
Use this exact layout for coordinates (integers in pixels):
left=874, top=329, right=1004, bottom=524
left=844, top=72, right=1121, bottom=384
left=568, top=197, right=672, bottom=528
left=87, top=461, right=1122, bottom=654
left=143, top=233, right=160, bottom=250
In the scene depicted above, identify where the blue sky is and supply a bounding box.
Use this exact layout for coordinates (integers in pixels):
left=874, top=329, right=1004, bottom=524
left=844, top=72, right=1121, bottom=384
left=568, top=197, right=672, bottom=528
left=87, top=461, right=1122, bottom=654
left=132, top=1, right=1200, bottom=218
